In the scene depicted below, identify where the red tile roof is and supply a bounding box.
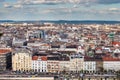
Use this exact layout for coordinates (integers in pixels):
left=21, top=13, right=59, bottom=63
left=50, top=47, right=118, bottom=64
left=96, top=47, right=102, bottom=50
left=103, top=57, right=120, bottom=61
left=41, top=56, right=47, bottom=61
left=0, top=49, right=11, bottom=54
left=32, top=56, right=38, bottom=60
left=112, top=42, right=120, bottom=46
left=32, top=56, right=47, bottom=61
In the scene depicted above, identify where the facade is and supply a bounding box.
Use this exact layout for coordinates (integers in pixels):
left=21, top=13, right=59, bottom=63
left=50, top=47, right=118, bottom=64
left=103, top=57, right=120, bottom=71
left=77, top=46, right=85, bottom=54
left=0, top=48, right=11, bottom=71
left=103, top=61, right=120, bottom=71
left=26, top=30, right=45, bottom=40
left=32, top=56, right=47, bottom=72
left=12, top=48, right=32, bottom=72
left=12, top=37, right=26, bottom=47
left=96, top=60, right=103, bottom=72
left=70, top=54, right=84, bottom=72
left=59, top=61, right=70, bottom=72
left=27, top=42, right=50, bottom=50
left=50, top=44, right=79, bottom=52
left=33, top=30, right=45, bottom=39
left=47, top=60, right=59, bottom=73
left=83, top=60, right=96, bottom=72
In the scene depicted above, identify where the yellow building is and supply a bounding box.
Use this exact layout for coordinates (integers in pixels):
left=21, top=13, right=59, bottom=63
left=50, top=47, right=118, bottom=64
left=12, top=48, right=32, bottom=72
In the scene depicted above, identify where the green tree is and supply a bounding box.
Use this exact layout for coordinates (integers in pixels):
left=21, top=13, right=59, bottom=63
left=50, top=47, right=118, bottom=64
left=0, top=33, right=3, bottom=37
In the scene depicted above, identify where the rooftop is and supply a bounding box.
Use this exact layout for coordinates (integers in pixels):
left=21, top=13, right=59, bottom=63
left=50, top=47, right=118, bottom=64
left=0, top=48, right=11, bottom=54
left=32, top=56, right=47, bottom=61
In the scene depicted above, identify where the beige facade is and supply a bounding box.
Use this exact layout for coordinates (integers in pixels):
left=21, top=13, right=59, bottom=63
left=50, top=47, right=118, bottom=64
left=70, top=54, right=84, bottom=72
left=12, top=48, right=32, bottom=72
left=96, top=61, right=103, bottom=72
left=59, top=61, right=70, bottom=72
left=47, top=60, right=59, bottom=73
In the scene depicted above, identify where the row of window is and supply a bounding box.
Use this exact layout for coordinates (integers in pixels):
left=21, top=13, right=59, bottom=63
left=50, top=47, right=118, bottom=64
left=33, top=69, right=47, bottom=72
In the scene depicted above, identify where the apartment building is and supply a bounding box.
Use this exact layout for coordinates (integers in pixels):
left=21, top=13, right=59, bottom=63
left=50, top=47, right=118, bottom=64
left=70, top=54, right=84, bottom=72
left=0, top=48, right=11, bottom=71
left=32, top=56, right=47, bottom=72
left=83, top=57, right=96, bottom=72
left=12, top=48, right=32, bottom=72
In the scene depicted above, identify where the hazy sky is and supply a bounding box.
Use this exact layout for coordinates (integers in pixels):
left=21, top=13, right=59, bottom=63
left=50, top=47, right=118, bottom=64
left=0, top=0, right=120, bottom=21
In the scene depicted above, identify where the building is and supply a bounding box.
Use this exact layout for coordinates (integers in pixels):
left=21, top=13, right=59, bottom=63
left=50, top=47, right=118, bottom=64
left=47, top=56, right=60, bottom=73
left=32, top=56, right=47, bottom=72
left=26, top=30, right=45, bottom=40
left=113, top=48, right=120, bottom=58
left=50, top=43, right=78, bottom=52
left=94, top=48, right=103, bottom=72
left=83, top=57, right=96, bottom=72
left=0, top=48, right=11, bottom=72
left=70, top=53, right=84, bottom=72
left=59, top=54, right=70, bottom=73
left=27, top=42, right=50, bottom=50
left=12, top=48, right=32, bottom=72
left=77, top=46, right=85, bottom=54
left=12, top=37, right=26, bottom=47
left=96, top=60, right=103, bottom=72
left=59, top=61, right=70, bottom=73
left=34, top=30, right=45, bottom=39
left=103, top=57, right=120, bottom=71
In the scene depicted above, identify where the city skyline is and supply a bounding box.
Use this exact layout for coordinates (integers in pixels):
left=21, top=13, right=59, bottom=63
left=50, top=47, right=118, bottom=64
left=0, top=0, right=120, bottom=21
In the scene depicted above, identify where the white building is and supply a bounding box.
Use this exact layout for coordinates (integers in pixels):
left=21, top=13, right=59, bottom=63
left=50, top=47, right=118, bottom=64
left=103, top=58, right=120, bottom=71
left=83, top=59, right=96, bottom=72
left=32, top=56, right=47, bottom=72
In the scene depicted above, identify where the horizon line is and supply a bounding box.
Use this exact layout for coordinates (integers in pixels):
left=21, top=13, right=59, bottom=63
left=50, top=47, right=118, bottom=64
left=0, top=20, right=120, bottom=22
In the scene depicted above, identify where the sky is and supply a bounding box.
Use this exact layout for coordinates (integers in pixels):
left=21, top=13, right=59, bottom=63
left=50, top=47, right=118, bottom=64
left=0, top=0, right=120, bottom=21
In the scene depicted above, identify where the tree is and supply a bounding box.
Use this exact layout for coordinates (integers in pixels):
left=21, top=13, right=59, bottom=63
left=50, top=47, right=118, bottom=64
left=103, top=70, right=107, bottom=74
left=0, top=33, right=3, bottom=37
left=117, top=72, right=120, bottom=79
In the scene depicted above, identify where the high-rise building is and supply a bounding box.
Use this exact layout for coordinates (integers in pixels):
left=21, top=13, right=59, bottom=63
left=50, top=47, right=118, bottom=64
left=26, top=30, right=45, bottom=41
left=36, top=30, right=45, bottom=39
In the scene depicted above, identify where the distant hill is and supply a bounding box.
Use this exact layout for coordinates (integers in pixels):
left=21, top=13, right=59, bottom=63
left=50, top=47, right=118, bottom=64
left=0, top=20, right=120, bottom=24
left=0, top=20, right=14, bottom=23
left=41, top=20, right=120, bottom=24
